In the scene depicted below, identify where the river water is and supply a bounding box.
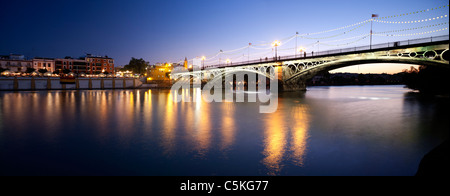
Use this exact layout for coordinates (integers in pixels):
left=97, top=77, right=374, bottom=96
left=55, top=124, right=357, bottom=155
left=0, top=85, right=448, bottom=176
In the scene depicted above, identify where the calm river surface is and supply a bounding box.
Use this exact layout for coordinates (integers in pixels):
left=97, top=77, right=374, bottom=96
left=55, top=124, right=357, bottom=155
left=0, top=85, right=448, bottom=176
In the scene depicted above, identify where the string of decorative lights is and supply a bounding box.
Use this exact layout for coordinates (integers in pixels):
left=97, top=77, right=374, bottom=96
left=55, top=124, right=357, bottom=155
left=249, top=35, right=298, bottom=50
left=218, top=50, right=273, bottom=64
left=181, top=4, right=449, bottom=66
left=250, top=50, right=273, bottom=58
left=374, top=14, right=448, bottom=24
left=373, top=27, right=449, bottom=37
left=251, top=34, right=297, bottom=46
left=298, top=19, right=372, bottom=36
left=198, top=18, right=385, bottom=62
left=374, top=22, right=449, bottom=34
left=318, top=35, right=370, bottom=47
left=194, top=18, right=377, bottom=62
left=319, top=34, right=370, bottom=43
left=373, top=4, right=449, bottom=20
left=299, top=21, right=370, bottom=40
left=303, top=4, right=448, bottom=37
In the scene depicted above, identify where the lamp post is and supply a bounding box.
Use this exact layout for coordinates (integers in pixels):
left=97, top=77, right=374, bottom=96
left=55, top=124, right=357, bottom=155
left=295, top=32, right=299, bottom=57
left=297, top=47, right=305, bottom=58
left=370, top=14, right=379, bottom=50
left=201, top=56, right=206, bottom=69
left=248, top=43, right=251, bottom=62
left=219, top=50, right=223, bottom=67
left=272, top=40, right=281, bottom=61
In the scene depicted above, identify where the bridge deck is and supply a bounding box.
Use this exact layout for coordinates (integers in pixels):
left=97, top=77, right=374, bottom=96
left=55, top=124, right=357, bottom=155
left=193, top=35, right=449, bottom=70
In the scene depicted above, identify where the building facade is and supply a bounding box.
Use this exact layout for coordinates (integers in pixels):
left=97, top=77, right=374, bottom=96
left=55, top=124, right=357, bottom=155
left=55, top=57, right=87, bottom=74
left=2, top=53, right=115, bottom=75
left=147, top=63, right=173, bottom=82
left=0, top=54, right=32, bottom=73
left=32, top=58, right=55, bottom=73
left=85, top=54, right=115, bottom=74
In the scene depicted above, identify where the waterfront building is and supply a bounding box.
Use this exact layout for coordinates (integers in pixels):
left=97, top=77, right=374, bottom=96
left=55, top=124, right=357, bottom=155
left=32, top=58, right=55, bottom=73
left=147, top=63, right=173, bottom=84
left=55, top=57, right=87, bottom=74
left=114, top=66, right=123, bottom=74
left=1, top=53, right=115, bottom=76
left=85, top=54, right=115, bottom=74
left=0, top=54, right=32, bottom=73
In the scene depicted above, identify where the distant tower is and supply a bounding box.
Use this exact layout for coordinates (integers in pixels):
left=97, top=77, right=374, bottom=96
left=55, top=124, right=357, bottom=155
left=184, top=57, right=188, bottom=69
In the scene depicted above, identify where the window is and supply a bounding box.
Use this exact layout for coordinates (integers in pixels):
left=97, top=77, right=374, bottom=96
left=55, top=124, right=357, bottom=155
left=64, top=62, right=66, bottom=65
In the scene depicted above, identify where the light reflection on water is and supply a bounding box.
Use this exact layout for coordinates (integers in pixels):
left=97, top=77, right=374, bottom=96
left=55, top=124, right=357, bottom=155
left=0, top=85, right=448, bottom=176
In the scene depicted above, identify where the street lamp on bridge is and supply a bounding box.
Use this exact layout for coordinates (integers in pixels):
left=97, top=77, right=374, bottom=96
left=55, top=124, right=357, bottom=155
left=226, top=58, right=231, bottom=66
left=272, top=40, right=281, bottom=61
left=201, top=56, right=206, bottom=69
left=297, top=47, right=306, bottom=58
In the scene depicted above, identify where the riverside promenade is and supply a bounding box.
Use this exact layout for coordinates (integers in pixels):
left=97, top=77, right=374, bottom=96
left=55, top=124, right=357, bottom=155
left=0, top=77, right=143, bottom=91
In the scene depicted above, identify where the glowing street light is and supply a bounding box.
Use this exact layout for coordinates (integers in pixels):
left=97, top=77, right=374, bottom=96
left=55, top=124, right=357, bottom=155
left=272, top=40, right=281, bottom=60
left=225, top=58, right=231, bottom=66
left=201, top=56, right=206, bottom=69
left=297, top=47, right=306, bottom=57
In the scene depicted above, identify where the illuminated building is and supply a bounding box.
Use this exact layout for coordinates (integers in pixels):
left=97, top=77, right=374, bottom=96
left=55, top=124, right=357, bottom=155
left=85, top=54, right=115, bottom=74
left=55, top=57, right=87, bottom=74
left=33, top=58, right=55, bottom=73
left=146, top=63, right=173, bottom=85
left=0, top=54, right=32, bottom=73
left=184, top=57, right=188, bottom=69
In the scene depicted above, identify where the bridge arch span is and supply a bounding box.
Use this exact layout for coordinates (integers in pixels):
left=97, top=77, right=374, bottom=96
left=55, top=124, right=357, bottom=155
left=207, top=67, right=279, bottom=87
left=285, top=57, right=449, bottom=83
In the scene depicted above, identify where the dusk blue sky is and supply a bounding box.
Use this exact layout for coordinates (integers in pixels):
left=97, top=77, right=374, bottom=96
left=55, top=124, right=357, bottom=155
left=1, top=0, right=448, bottom=73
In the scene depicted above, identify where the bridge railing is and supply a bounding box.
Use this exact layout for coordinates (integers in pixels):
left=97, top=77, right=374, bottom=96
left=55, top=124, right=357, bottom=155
left=203, top=35, right=449, bottom=69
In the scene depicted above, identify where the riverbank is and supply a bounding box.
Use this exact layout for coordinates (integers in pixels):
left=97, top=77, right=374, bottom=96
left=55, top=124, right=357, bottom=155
left=307, top=72, right=405, bottom=86
left=0, top=77, right=142, bottom=91
left=416, top=139, right=450, bottom=176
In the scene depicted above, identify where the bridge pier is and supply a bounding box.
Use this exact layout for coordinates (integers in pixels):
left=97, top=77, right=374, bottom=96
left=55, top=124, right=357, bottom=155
left=282, top=78, right=307, bottom=91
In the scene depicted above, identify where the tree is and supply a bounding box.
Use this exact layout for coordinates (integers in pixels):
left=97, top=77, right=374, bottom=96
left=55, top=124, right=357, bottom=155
left=402, top=65, right=449, bottom=95
left=123, top=57, right=149, bottom=74
left=38, top=69, right=48, bottom=74
left=26, top=67, right=36, bottom=73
